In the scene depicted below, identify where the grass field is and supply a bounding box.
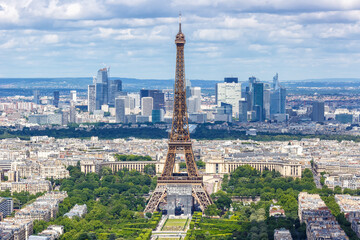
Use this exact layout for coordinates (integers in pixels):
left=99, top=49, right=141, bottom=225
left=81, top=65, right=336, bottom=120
left=157, top=238, right=181, bottom=240
left=162, top=218, right=188, bottom=231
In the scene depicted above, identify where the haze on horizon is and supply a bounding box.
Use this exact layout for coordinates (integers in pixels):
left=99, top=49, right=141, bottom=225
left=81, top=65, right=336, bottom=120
left=1, top=0, right=360, bottom=81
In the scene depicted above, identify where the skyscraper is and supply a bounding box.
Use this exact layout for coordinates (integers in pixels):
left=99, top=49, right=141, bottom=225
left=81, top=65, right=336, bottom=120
left=186, top=78, right=192, bottom=99
left=140, top=89, right=165, bottom=110
left=224, top=77, right=238, bottom=83
left=264, top=86, right=271, bottom=120
left=252, top=82, right=264, bottom=121
left=97, top=68, right=109, bottom=103
left=187, top=96, right=200, bottom=113
left=108, top=79, right=123, bottom=106
left=270, top=88, right=286, bottom=114
left=141, top=97, right=153, bottom=117
left=239, top=100, right=248, bottom=122
left=70, top=90, right=77, bottom=102
left=311, top=102, right=325, bottom=122
left=115, top=98, right=126, bottom=123
left=153, top=91, right=165, bottom=110
left=280, top=88, right=286, bottom=114
left=270, top=73, right=287, bottom=118
left=95, top=83, right=104, bottom=110
left=249, top=76, right=257, bottom=84
left=53, top=91, right=59, bottom=108
left=128, top=93, right=140, bottom=109
left=33, top=90, right=40, bottom=104
left=95, top=68, right=109, bottom=110
left=245, top=86, right=252, bottom=115
left=191, top=87, right=201, bottom=99
left=69, top=103, right=76, bottom=123
left=87, top=85, right=96, bottom=113
left=62, top=111, right=69, bottom=125
left=186, top=86, right=201, bottom=113
left=272, top=73, right=280, bottom=89
left=152, top=109, right=165, bottom=123
left=215, top=102, right=232, bottom=122
left=216, top=78, right=242, bottom=117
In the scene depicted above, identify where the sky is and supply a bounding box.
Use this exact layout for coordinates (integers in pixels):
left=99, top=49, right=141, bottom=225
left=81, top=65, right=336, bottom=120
left=1, top=0, right=360, bottom=81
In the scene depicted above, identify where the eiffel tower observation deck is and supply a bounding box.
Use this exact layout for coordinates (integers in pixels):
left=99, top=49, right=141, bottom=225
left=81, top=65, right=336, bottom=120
left=144, top=15, right=212, bottom=214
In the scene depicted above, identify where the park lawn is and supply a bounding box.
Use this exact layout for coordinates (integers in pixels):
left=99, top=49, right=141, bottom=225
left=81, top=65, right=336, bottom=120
left=157, top=238, right=181, bottom=240
left=162, top=218, right=188, bottom=231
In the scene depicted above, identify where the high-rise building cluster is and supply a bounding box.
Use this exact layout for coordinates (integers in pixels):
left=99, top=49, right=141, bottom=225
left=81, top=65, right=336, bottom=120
left=86, top=68, right=170, bottom=124
left=87, top=68, right=123, bottom=112
left=9, top=68, right=360, bottom=128
left=216, top=74, right=287, bottom=123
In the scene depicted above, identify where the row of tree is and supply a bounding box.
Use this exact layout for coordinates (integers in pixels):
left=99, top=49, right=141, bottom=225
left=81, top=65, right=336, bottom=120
left=5, top=124, right=360, bottom=142
left=114, top=154, right=153, bottom=162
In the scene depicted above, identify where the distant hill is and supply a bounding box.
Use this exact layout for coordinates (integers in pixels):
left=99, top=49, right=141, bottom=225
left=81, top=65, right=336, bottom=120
left=0, top=78, right=92, bottom=89
left=289, top=78, right=360, bottom=82
left=0, top=77, right=221, bottom=90
left=1, top=77, right=360, bottom=96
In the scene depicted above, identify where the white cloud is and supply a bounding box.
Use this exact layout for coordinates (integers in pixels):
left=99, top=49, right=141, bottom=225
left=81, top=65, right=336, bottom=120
left=248, top=44, right=270, bottom=53
left=0, top=39, right=16, bottom=49
left=105, top=0, right=148, bottom=7
left=0, top=3, right=20, bottom=23
left=42, top=34, right=59, bottom=44
left=319, top=23, right=360, bottom=38
left=1, top=0, right=360, bottom=79
left=96, top=26, right=169, bottom=41
left=192, top=29, right=242, bottom=41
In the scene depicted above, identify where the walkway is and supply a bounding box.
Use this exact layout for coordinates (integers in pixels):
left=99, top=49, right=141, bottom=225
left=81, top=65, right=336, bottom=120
left=151, top=215, right=191, bottom=240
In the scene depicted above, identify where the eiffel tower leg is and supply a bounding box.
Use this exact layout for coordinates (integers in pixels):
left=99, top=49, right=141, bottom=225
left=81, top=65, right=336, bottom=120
left=144, top=185, right=167, bottom=213
left=192, top=184, right=213, bottom=212
left=184, top=145, right=199, bottom=177
left=161, top=146, right=176, bottom=177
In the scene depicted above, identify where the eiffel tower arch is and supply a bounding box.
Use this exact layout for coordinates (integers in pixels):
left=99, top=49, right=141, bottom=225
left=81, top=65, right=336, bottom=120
left=144, top=16, right=212, bottom=214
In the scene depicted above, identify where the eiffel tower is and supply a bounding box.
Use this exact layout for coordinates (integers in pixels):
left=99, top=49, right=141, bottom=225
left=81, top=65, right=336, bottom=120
left=144, top=16, right=212, bottom=213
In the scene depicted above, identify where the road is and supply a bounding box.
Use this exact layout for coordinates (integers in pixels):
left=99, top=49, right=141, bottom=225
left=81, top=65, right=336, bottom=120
left=312, top=168, right=322, bottom=189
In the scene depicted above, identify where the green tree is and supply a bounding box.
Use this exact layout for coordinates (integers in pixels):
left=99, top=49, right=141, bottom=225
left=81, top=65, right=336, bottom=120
left=99, top=167, right=112, bottom=177
left=179, top=162, right=186, bottom=169
left=213, top=191, right=232, bottom=212
left=33, top=220, right=48, bottom=234
left=144, top=164, right=156, bottom=176
left=334, top=186, right=343, bottom=194
left=204, top=204, right=221, bottom=216
left=196, top=160, right=206, bottom=169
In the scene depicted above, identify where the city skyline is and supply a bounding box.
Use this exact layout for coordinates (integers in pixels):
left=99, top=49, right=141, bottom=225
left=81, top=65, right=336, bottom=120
left=2, top=8, right=360, bottom=238
left=1, top=1, right=360, bottom=80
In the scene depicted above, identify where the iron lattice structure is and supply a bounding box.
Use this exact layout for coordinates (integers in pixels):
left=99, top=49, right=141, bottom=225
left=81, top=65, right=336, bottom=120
left=145, top=19, right=212, bottom=213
